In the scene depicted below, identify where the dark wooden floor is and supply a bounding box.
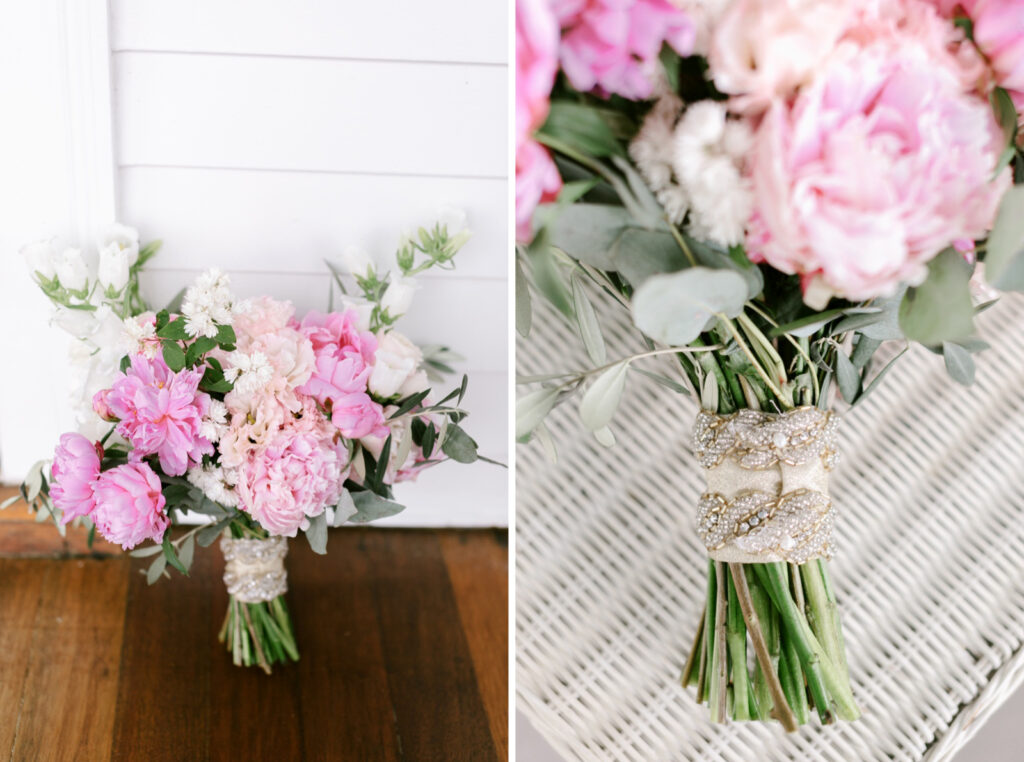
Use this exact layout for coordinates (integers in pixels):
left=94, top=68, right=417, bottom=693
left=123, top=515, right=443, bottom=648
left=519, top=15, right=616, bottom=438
left=0, top=488, right=507, bottom=762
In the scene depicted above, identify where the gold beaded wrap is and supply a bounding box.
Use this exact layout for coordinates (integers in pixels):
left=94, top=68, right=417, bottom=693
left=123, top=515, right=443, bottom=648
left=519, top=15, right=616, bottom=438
left=693, top=407, right=840, bottom=564
left=221, top=536, right=289, bottom=603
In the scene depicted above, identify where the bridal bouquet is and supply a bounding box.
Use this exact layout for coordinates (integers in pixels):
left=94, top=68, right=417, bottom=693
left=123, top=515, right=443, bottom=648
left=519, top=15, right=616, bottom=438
left=516, top=0, right=1023, bottom=729
left=10, top=215, right=484, bottom=673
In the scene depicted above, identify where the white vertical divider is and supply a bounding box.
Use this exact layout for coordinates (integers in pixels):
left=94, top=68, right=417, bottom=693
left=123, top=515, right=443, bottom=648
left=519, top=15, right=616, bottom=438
left=0, top=0, right=117, bottom=481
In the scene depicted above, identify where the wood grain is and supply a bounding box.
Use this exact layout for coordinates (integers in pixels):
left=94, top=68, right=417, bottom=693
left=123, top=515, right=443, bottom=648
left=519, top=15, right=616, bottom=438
left=0, top=527, right=507, bottom=761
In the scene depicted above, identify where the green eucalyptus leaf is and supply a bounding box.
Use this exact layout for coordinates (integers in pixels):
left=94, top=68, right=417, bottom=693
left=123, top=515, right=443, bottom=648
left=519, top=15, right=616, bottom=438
left=305, top=511, right=328, bottom=555
left=834, top=350, right=862, bottom=403
left=942, top=341, right=976, bottom=385
left=632, top=268, right=747, bottom=345
left=985, top=185, right=1024, bottom=289
left=178, top=534, right=196, bottom=571
left=898, top=248, right=974, bottom=346
left=441, top=423, right=478, bottom=464
left=196, top=518, right=231, bottom=547
left=571, top=275, right=606, bottom=364
left=515, top=257, right=532, bottom=337
left=129, top=543, right=164, bottom=558
left=333, top=489, right=357, bottom=527
left=349, top=491, right=406, bottom=523
left=146, top=554, right=167, bottom=585
left=579, top=361, right=629, bottom=431
left=516, top=387, right=561, bottom=439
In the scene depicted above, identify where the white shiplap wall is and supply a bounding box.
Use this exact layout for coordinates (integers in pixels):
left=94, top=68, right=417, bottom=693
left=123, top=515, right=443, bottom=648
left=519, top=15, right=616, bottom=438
left=0, top=1, right=509, bottom=527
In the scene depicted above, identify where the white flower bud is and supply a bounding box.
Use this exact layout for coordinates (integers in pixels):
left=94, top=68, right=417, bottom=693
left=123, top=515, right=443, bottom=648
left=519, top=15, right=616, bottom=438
left=98, top=244, right=131, bottom=291
left=21, top=239, right=57, bottom=280
left=380, top=278, right=417, bottom=317
left=98, top=223, right=140, bottom=266
left=341, top=245, right=375, bottom=277
left=55, top=247, right=89, bottom=291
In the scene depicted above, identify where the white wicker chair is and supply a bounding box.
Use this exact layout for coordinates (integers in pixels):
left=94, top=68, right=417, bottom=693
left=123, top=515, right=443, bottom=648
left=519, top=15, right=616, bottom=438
left=516, top=287, right=1024, bottom=762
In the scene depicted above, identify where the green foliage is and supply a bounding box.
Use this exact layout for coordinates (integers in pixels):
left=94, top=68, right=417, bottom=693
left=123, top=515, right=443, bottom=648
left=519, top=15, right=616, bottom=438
left=632, top=268, right=747, bottom=346
left=898, top=248, right=975, bottom=346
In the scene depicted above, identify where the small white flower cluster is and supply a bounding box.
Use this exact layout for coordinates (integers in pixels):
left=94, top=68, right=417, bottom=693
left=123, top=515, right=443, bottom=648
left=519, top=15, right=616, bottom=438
left=630, top=98, right=753, bottom=247
left=181, top=268, right=241, bottom=339
left=200, top=398, right=230, bottom=443
left=123, top=314, right=159, bottom=358
left=223, top=350, right=274, bottom=397
left=186, top=463, right=239, bottom=508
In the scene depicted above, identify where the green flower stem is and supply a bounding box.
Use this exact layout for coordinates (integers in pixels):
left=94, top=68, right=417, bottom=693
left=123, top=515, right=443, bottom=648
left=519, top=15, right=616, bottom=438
left=802, top=560, right=853, bottom=700
left=679, top=604, right=705, bottom=688
left=725, top=572, right=752, bottom=721
left=754, top=563, right=860, bottom=721
left=778, top=634, right=808, bottom=725
left=218, top=594, right=300, bottom=673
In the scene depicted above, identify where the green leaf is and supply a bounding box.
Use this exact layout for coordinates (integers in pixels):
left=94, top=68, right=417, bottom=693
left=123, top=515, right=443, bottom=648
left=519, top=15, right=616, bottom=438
left=215, top=324, right=236, bottom=347
left=942, top=341, right=976, bottom=385
left=571, top=275, right=606, bottom=365
left=579, top=361, right=629, bottom=431
left=333, top=490, right=357, bottom=527
left=162, top=340, right=187, bottom=372
left=857, top=345, right=909, bottom=404
left=631, top=366, right=690, bottom=395
left=632, top=267, right=748, bottom=345
left=592, top=426, right=616, bottom=448
left=992, top=87, right=1018, bottom=149
left=196, top=518, right=231, bottom=547
left=441, top=424, right=478, bottom=463
left=128, top=543, right=164, bottom=558
left=146, top=554, right=167, bottom=585
left=305, top=511, right=328, bottom=555
left=834, top=350, right=861, bottom=403
left=186, top=336, right=218, bottom=366
left=985, top=185, right=1024, bottom=289
left=156, top=317, right=188, bottom=340
left=516, top=387, right=561, bottom=439
left=515, top=257, right=532, bottom=337
left=525, top=235, right=574, bottom=318
left=120, top=355, right=131, bottom=373
left=349, top=491, right=406, bottom=523
left=161, top=536, right=188, bottom=575
left=540, top=100, right=625, bottom=158
left=421, top=422, right=437, bottom=459
left=769, top=308, right=853, bottom=338
left=898, top=248, right=974, bottom=345
left=389, top=390, right=430, bottom=419
left=178, top=534, right=196, bottom=571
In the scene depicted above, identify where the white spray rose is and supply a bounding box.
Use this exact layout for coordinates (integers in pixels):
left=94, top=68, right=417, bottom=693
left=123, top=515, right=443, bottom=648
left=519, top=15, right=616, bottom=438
left=21, top=239, right=57, bottom=280
left=98, top=223, right=140, bottom=266
left=380, top=278, right=417, bottom=317
left=98, top=244, right=131, bottom=291
left=369, top=331, right=423, bottom=398
left=55, top=247, right=88, bottom=291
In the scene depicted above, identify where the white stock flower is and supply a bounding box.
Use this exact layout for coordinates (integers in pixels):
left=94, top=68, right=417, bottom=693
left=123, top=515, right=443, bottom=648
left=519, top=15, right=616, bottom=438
left=381, top=278, right=417, bottom=317
left=672, top=100, right=753, bottom=247
left=97, top=224, right=140, bottom=267
left=98, top=245, right=131, bottom=291
left=224, top=350, right=274, bottom=396
left=55, top=247, right=89, bottom=291
left=369, top=331, right=423, bottom=398
left=21, top=239, right=57, bottom=280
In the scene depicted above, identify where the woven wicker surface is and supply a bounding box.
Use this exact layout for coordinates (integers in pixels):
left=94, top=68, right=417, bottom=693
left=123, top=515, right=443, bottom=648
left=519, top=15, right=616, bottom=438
left=516, top=287, right=1024, bottom=762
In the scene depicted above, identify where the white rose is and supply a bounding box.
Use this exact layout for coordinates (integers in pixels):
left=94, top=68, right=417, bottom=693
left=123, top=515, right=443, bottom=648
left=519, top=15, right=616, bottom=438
left=398, top=369, right=431, bottom=398
left=21, top=239, right=57, bottom=280
left=341, top=245, right=375, bottom=277
left=97, top=244, right=131, bottom=291
left=55, top=247, right=89, bottom=291
left=369, top=331, right=423, bottom=398
left=380, top=277, right=417, bottom=317
left=98, top=223, right=140, bottom=266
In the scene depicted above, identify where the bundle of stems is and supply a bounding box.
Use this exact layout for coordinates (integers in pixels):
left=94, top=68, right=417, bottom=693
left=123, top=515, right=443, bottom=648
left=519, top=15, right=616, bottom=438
left=217, top=519, right=299, bottom=674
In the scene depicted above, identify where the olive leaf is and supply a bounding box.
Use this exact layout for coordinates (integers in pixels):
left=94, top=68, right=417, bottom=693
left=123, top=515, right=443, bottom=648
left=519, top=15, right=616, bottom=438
left=579, top=361, right=629, bottom=431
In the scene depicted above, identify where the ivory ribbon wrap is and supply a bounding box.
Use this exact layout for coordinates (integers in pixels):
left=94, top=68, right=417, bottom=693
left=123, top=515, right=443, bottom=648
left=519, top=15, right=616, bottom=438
left=221, top=536, right=289, bottom=603
left=692, top=407, right=840, bottom=564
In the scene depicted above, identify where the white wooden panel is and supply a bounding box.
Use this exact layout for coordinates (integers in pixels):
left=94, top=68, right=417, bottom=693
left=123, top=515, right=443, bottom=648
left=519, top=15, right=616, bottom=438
left=110, top=0, right=507, bottom=65
left=118, top=167, right=506, bottom=279
left=139, top=270, right=508, bottom=373
left=114, top=52, right=507, bottom=177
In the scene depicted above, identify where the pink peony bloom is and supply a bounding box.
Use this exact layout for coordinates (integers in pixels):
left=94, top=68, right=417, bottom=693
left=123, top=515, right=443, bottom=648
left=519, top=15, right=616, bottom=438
left=236, top=422, right=348, bottom=537
left=516, top=0, right=562, bottom=242
left=553, top=0, right=695, bottom=100
left=297, top=310, right=386, bottom=439
left=709, top=0, right=853, bottom=116
left=105, top=354, right=214, bottom=476
left=50, top=433, right=101, bottom=525
left=91, top=462, right=169, bottom=549
left=516, top=139, right=563, bottom=241
left=746, top=2, right=1011, bottom=302
left=967, top=0, right=1024, bottom=116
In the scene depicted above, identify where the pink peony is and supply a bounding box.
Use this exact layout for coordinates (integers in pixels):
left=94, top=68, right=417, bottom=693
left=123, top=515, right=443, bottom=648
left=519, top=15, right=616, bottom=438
left=747, top=2, right=1011, bottom=302
left=91, top=462, right=169, bottom=549
left=709, top=0, right=853, bottom=116
left=516, top=139, right=563, bottom=241
left=236, top=423, right=348, bottom=537
left=967, top=0, right=1024, bottom=116
left=297, top=310, right=386, bottom=439
left=105, top=354, right=214, bottom=476
left=553, top=0, right=695, bottom=100
left=50, top=433, right=101, bottom=525
left=516, top=0, right=562, bottom=241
